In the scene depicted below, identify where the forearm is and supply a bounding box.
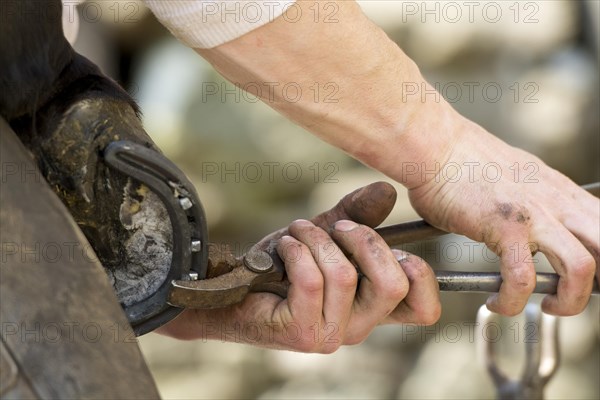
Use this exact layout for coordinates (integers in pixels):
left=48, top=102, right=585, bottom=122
left=196, top=0, right=463, bottom=189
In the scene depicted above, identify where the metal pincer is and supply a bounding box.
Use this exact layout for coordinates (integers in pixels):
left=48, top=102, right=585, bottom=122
left=477, top=304, right=560, bottom=400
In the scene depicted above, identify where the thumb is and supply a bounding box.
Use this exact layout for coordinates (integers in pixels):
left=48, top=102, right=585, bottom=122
left=310, top=181, right=397, bottom=229
left=253, top=182, right=397, bottom=252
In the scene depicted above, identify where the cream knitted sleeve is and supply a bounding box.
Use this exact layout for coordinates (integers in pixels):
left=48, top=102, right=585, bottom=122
left=143, top=0, right=297, bottom=48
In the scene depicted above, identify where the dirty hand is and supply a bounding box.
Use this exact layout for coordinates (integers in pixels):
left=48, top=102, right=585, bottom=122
left=406, top=115, right=599, bottom=317
left=157, top=182, right=441, bottom=351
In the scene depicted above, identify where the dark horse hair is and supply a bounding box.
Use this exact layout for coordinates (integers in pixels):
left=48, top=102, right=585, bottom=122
left=0, top=0, right=138, bottom=126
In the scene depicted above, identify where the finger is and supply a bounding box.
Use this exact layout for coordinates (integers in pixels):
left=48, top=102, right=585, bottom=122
left=572, top=182, right=600, bottom=211
left=533, top=222, right=596, bottom=315
left=311, top=181, right=397, bottom=229
left=384, top=249, right=441, bottom=325
left=329, top=220, right=409, bottom=344
left=486, top=237, right=536, bottom=316
left=288, top=220, right=357, bottom=332
left=561, top=204, right=600, bottom=274
left=275, top=235, right=323, bottom=325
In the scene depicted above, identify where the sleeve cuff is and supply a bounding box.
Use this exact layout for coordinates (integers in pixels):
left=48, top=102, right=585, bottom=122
left=143, top=0, right=296, bottom=48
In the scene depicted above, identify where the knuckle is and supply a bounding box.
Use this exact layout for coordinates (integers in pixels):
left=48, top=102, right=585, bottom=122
left=330, top=263, right=358, bottom=289
left=355, top=226, right=379, bottom=246
left=383, top=276, right=408, bottom=301
left=300, top=274, right=324, bottom=295
left=506, top=266, right=536, bottom=294
left=571, top=254, right=596, bottom=279
left=279, top=241, right=303, bottom=263
left=368, top=260, right=409, bottom=301
left=423, top=303, right=442, bottom=325
left=415, top=303, right=442, bottom=325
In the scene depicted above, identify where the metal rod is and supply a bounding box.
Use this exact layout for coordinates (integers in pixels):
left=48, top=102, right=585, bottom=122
left=583, top=181, right=600, bottom=198
left=375, top=219, right=445, bottom=247
left=435, top=271, right=600, bottom=294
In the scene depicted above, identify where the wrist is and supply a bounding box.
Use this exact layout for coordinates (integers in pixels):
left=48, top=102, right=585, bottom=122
left=393, top=98, right=467, bottom=188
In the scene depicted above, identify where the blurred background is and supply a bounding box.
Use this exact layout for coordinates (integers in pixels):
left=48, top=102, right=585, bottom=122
left=67, top=0, right=599, bottom=398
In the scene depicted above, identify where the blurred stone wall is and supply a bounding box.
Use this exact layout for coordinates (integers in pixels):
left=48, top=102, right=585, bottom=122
left=70, top=0, right=599, bottom=398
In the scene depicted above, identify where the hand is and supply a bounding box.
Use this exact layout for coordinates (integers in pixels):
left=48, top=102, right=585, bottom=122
left=157, top=182, right=441, bottom=352
left=408, top=117, right=599, bottom=317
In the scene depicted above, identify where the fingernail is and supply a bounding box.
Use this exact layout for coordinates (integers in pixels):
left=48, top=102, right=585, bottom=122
left=334, top=220, right=358, bottom=232
left=391, top=249, right=409, bottom=262
left=292, top=219, right=313, bottom=227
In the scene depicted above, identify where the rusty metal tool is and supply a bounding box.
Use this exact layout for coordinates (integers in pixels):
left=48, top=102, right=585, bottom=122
left=169, top=247, right=288, bottom=309
left=168, top=182, right=600, bottom=309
